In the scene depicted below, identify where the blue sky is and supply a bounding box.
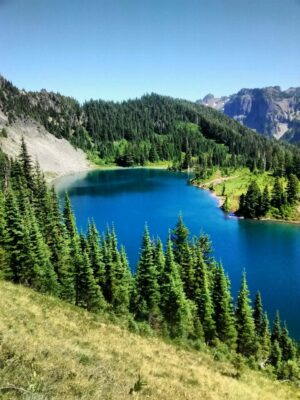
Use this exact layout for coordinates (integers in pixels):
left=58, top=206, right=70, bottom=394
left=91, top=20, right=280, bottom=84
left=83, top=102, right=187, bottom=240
left=0, top=0, right=299, bottom=102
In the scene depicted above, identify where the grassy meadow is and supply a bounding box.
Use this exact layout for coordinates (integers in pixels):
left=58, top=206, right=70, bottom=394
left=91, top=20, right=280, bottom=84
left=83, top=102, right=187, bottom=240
left=0, top=281, right=299, bottom=399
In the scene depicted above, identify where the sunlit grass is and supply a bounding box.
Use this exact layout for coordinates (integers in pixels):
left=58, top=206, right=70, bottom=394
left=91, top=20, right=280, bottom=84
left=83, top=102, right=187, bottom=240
left=0, top=281, right=298, bottom=399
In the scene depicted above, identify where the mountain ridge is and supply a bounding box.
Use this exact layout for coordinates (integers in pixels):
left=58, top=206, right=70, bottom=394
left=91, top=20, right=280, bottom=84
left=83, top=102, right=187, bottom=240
left=197, top=86, right=300, bottom=142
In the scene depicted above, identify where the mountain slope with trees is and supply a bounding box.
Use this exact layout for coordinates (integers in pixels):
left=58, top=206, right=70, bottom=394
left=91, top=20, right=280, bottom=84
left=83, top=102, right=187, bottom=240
left=0, top=143, right=299, bottom=390
left=1, top=75, right=300, bottom=177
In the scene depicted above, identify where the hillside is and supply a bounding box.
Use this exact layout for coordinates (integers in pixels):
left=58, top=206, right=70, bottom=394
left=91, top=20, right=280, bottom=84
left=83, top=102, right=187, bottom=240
left=0, top=77, right=90, bottom=178
left=1, top=74, right=300, bottom=178
left=197, top=87, right=300, bottom=142
left=0, top=281, right=298, bottom=400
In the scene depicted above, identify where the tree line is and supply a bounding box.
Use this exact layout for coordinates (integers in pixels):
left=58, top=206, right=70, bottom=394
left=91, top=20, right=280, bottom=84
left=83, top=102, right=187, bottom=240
left=238, top=174, right=299, bottom=219
left=0, top=141, right=299, bottom=381
left=1, top=77, right=300, bottom=177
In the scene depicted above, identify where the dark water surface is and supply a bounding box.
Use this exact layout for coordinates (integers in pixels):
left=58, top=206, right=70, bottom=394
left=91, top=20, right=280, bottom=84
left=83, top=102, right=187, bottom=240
left=56, top=168, right=300, bottom=338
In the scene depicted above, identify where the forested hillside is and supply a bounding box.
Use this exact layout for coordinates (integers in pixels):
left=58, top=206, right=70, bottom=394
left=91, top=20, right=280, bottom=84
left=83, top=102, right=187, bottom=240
left=0, top=142, right=299, bottom=387
left=1, top=75, right=300, bottom=176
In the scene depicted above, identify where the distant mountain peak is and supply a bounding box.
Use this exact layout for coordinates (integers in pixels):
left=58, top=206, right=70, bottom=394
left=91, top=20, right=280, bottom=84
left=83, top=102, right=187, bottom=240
left=197, top=86, right=300, bottom=142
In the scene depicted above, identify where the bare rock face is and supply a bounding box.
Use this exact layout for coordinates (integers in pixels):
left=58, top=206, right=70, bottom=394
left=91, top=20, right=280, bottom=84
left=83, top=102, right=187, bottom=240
left=0, top=76, right=90, bottom=180
left=197, top=87, right=300, bottom=141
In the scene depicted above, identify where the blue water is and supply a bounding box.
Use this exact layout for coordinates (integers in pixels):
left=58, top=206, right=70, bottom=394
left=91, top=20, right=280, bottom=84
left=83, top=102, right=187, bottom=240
left=55, top=168, right=300, bottom=338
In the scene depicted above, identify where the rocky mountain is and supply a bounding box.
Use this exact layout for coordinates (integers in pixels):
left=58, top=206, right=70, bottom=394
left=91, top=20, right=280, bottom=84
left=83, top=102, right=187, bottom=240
left=197, top=86, right=300, bottom=142
left=0, top=75, right=90, bottom=179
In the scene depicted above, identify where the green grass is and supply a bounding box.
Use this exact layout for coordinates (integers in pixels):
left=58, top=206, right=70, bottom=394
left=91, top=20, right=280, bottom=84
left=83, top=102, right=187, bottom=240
left=193, top=168, right=300, bottom=221
left=0, top=281, right=299, bottom=399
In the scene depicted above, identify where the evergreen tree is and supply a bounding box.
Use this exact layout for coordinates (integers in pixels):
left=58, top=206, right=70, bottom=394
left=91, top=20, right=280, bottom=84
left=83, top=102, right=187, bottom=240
left=29, top=214, right=59, bottom=295
left=261, top=185, right=271, bottom=215
left=63, top=193, right=78, bottom=238
left=161, top=236, right=192, bottom=338
left=286, top=174, right=299, bottom=204
left=19, top=137, right=34, bottom=191
left=240, top=181, right=262, bottom=218
left=0, top=190, right=8, bottom=277
left=272, top=177, right=286, bottom=209
left=171, top=214, right=189, bottom=265
left=4, top=190, right=27, bottom=281
left=212, top=264, right=237, bottom=348
left=260, top=312, right=271, bottom=360
left=269, top=340, right=282, bottom=369
left=104, top=226, right=131, bottom=313
left=271, top=311, right=282, bottom=343
left=76, top=249, right=106, bottom=312
left=134, top=225, right=161, bottom=321
left=235, top=272, right=257, bottom=356
left=253, top=292, right=264, bottom=337
left=153, top=237, right=165, bottom=286
left=280, top=323, right=296, bottom=362
left=87, top=220, right=106, bottom=290
left=45, top=187, right=75, bottom=302
left=193, top=246, right=216, bottom=343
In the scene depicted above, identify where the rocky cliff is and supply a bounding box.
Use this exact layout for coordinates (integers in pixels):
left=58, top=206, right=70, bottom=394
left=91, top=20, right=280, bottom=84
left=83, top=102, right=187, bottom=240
left=197, top=87, right=300, bottom=142
left=0, top=76, right=90, bottom=179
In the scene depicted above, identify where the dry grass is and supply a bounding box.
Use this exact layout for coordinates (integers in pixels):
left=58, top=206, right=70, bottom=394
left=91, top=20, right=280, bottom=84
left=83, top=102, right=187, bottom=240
left=0, top=281, right=299, bottom=399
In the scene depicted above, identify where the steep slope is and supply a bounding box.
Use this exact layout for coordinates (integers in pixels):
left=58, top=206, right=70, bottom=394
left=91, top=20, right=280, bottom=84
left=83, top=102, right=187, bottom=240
left=1, top=75, right=299, bottom=176
left=0, top=77, right=90, bottom=178
left=0, top=281, right=298, bottom=400
left=198, top=87, right=300, bottom=141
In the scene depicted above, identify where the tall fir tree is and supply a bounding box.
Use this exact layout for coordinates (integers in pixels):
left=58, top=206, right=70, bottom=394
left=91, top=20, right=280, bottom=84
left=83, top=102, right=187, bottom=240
left=193, top=246, right=216, bottom=343
left=76, top=249, right=106, bottom=312
left=253, top=291, right=264, bottom=337
left=235, top=272, right=257, bottom=356
left=271, top=311, right=282, bottom=344
left=87, top=220, right=106, bottom=290
left=286, top=174, right=299, bottom=204
left=161, top=236, right=192, bottom=338
left=134, top=225, right=161, bottom=321
left=212, top=264, right=237, bottom=348
left=19, top=137, right=34, bottom=191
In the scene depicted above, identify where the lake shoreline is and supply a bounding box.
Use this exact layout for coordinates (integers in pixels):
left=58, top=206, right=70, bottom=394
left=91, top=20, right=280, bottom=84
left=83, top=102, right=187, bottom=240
left=191, top=180, right=300, bottom=226
left=50, top=163, right=171, bottom=185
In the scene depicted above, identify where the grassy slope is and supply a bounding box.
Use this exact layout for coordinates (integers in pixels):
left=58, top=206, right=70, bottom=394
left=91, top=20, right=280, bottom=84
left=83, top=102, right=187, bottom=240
left=0, top=282, right=299, bottom=399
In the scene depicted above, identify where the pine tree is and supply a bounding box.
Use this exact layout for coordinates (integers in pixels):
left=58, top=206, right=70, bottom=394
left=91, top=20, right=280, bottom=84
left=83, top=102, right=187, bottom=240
left=240, top=181, right=262, bottom=218
left=76, top=249, right=106, bottom=312
left=260, top=312, right=271, bottom=360
left=269, top=340, right=282, bottom=369
left=0, top=190, right=8, bottom=277
left=235, top=272, right=257, bottom=356
left=161, top=236, right=192, bottom=338
left=261, top=185, right=271, bottom=215
left=29, top=214, right=59, bottom=295
left=153, top=237, right=165, bottom=286
left=4, top=190, right=27, bottom=281
left=272, top=177, right=286, bottom=209
left=271, top=311, right=282, bottom=343
left=104, top=226, right=131, bottom=313
left=19, top=137, right=34, bottom=191
left=193, top=246, right=216, bottom=343
left=45, top=187, right=75, bottom=303
left=171, top=213, right=189, bottom=265
left=286, top=174, right=299, bottom=204
left=63, top=193, right=78, bottom=239
left=32, top=162, right=49, bottom=229
left=212, top=265, right=237, bottom=348
left=134, top=225, right=160, bottom=321
left=280, top=323, right=296, bottom=362
left=253, top=292, right=264, bottom=337
left=87, top=220, right=106, bottom=290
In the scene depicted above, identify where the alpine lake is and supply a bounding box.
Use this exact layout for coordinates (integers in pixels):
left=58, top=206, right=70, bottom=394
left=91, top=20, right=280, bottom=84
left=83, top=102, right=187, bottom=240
left=55, top=168, right=300, bottom=338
